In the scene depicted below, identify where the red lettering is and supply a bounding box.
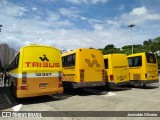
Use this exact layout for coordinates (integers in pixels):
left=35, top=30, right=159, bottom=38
left=43, top=62, right=48, bottom=67
left=49, top=63, right=54, bottom=67
left=25, top=62, right=56, bottom=67
left=25, top=62, right=31, bottom=67
left=55, top=63, right=60, bottom=67
left=32, top=62, right=38, bottom=67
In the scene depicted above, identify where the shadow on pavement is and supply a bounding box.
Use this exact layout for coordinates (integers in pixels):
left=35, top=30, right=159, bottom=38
left=0, top=87, right=18, bottom=110
left=16, top=93, right=71, bottom=105
left=64, top=85, right=132, bottom=96
left=123, top=84, right=159, bottom=89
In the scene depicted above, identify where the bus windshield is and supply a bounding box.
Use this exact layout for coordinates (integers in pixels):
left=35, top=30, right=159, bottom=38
left=146, top=53, right=156, bottom=63
left=128, top=56, right=142, bottom=67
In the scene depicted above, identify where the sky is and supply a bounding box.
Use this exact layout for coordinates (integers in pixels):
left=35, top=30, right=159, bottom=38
left=0, top=0, right=160, bottom=51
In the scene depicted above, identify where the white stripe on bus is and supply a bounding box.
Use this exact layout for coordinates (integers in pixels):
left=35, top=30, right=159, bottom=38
left=10, top=73, right=59, bottom=78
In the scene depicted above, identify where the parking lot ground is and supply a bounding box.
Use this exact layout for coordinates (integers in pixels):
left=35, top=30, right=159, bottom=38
left=1, top=82, right=160, bottom=120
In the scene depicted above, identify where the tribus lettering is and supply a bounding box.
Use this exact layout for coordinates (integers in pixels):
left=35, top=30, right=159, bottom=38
left=25, top=62, right=60, bottom=67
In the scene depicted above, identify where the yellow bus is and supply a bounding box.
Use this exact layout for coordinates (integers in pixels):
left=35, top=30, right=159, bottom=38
left=61, top=48, right=106, bottom=89
left=9, top=44, right=63, bottom=98
left=104, top=54, right=129, bottom=87
left=127, top=52, right=159, bottom=86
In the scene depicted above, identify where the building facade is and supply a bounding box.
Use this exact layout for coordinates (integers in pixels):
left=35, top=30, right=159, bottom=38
left=0, top=43, right=16, bottom=67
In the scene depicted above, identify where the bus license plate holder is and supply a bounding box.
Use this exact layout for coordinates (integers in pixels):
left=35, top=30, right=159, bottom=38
left=39, top=83, right=48, bottom=88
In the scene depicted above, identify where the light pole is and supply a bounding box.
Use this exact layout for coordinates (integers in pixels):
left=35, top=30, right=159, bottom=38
left=128, top=24, right=135, bottom=54
left=0, top=25, right=3, bottom=32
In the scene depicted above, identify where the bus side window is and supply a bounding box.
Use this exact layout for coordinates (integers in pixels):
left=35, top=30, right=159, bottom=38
left=9, top=52, right=20, bottom=70
left=62, top=54, right=76, bottom=67
left=104, top=59, right=108, bottom=69
left=128, top=59, right=133, bottom=67
left=68, top=54, right=75, bottom=66
left=137, top=57, right=142, bottom=66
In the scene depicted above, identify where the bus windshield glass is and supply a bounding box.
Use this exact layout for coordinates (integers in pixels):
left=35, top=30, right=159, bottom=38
left=128, top=56, right=142, bottom=67
left=146, top=53, right=156, bottom=63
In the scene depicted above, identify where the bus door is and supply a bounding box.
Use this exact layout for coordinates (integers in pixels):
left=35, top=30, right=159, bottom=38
left=145, top=53, right=158, bottom=80
left=62, top=53, right=76, bottom=82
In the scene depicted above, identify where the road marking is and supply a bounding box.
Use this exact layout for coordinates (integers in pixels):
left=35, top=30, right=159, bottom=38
left=12, top=104, right=22, bottom=111
left=103, top=92, right=116, bottom=97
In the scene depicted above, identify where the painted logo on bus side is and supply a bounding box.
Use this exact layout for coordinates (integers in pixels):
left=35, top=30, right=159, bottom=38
left=39, top=54, right=49, bottom=61
left=85, top=54, right=100, bottom=67
left=25, top=54, right=60, bottom=67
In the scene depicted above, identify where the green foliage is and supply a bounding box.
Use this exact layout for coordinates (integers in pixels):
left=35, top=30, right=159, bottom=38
left=104, top=44, right=115, bottom=50
left=101, top=36, right=160, bottom=68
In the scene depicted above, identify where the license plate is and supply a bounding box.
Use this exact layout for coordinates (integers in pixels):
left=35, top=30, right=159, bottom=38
left=39, top=83, right=48, bottom=87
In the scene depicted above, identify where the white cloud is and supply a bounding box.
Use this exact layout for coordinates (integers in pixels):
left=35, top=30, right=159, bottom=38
left=80, top=16, right=88, bottom=20
left=129, top=7, right=147, bottom=15
left=120, top=6, right=160, bottom=25
left=93, top=24, right=104, bottom=30
left=59, top=7, right=80, bottom=18
left=0, top=1, right=160, bottom=52
left=65, top=0, right=109, bottom=4
left=0, top=0, right=27, bottom=17
left=32, top=7, right=38, bottom=11
left=90, top=0, right=109, bottom=4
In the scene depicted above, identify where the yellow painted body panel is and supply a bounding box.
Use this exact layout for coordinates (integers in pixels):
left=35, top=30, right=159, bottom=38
left=62, top=48, right=105, bottom=83
left=104, top=54, right=129, bottom=84
left=127, top=52, right=158, bottom=81
left=9, top=44, right=63, bottom=98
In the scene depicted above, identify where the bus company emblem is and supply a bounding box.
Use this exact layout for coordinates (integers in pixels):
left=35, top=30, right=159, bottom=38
left=25, top=54, right=60, bottom=67
left=39, top=54, right=49, bottom=61
left=149, top=56, right=154, bottom=63
left=85, top=54, right=100, bottom=67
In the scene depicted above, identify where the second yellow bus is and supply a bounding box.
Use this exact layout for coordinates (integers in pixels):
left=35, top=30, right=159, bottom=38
left=61, top=48, right=106, bottom=89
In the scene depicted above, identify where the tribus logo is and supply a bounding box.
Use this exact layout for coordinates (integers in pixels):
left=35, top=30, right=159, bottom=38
left=25, top=54, right=60, bottom=67
left=85, top=54, right=100, bottom=67
left=149, top=56, right=154, bottom=63
left=39, top=54, right=49, bottom=61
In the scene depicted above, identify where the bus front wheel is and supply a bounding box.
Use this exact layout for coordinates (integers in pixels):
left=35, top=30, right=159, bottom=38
left=143, top=84, right=146, bottom=88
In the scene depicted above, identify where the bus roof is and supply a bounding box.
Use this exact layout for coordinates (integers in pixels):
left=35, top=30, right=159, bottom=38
left=20, top=44, right=58, bottom=50
left=9, top=44, right=60, bottom=64
left=104, top=53, right=127, bottom=58
left=61, top=48, right=98, bottom=57
left=127, top=52, right=146, bottom=57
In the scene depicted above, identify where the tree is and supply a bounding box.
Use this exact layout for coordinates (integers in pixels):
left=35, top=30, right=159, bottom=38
left=143, top=39, right=153, bottom=46
left=104, top=44, right=115, bottom=50
left=122, top=45, right=132, bottom=50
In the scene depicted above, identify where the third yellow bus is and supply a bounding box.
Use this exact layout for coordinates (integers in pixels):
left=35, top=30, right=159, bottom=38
left=127, top=52, right=159, bottom=86
left=104, top=54, right=130, bottom=87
